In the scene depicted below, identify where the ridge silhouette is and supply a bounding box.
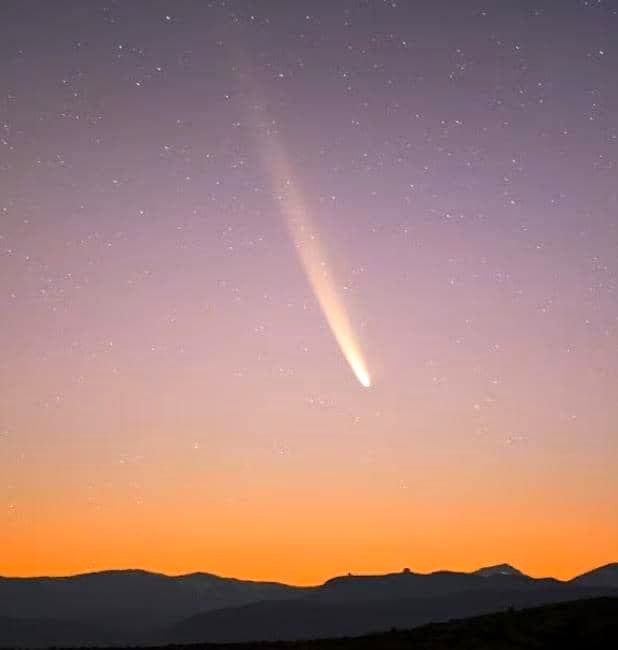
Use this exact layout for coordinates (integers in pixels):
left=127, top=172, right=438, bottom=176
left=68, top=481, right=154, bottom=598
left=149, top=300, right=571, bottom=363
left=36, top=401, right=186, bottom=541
left=1, top=563, right=616, bottom=647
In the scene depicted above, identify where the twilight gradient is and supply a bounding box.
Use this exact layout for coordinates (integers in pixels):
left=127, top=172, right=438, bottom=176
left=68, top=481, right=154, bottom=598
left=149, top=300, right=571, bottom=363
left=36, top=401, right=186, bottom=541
left=1, top=0, right=617, bottom=584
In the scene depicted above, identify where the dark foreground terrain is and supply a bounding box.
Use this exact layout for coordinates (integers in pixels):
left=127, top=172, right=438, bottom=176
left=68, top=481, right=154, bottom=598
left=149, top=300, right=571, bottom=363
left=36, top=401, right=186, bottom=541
left=26, top=597, right=618, bottom=650
left=1, top=564, right=617, bottom=646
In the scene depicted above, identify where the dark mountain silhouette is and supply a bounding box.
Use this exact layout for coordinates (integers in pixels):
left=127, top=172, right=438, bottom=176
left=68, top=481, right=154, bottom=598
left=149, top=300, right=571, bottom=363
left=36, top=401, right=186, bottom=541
left=167, top=584, right=616, bottom=643
left=472, top=563, right=524, bottom=577
left=0, top=569, right=305, bottom=645
left=0, top=617, right=108, bottom=649
left=308, top=567, right=552, bottom=604
left=572, top=562, right=618, bottom=588
left=152, top=598, right=618, bottom=650
left=0, top=563, right=616, bottom=648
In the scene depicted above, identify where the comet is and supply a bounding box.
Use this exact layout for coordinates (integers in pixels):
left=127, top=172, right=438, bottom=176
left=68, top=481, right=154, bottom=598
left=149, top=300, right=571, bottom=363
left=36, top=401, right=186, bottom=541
left=273, top=152, right=371, bottom=388
left=253, top=113, right=371, bottom=388
left=231, top=51, right=371, bottom=387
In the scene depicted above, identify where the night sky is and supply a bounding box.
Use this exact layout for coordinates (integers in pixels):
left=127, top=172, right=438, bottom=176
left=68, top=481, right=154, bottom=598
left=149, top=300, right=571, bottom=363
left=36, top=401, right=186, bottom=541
left=1, top=0, right=617, bottom=584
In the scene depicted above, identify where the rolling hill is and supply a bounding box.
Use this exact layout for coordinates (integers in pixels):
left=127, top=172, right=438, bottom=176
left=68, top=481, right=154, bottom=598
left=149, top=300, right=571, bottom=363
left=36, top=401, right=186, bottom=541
left=0, top=563, right=616, bottom=647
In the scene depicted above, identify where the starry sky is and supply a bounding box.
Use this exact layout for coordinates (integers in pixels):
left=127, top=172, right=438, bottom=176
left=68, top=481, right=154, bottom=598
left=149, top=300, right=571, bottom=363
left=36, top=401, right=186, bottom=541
left=1, top=0, right=617, bottom=584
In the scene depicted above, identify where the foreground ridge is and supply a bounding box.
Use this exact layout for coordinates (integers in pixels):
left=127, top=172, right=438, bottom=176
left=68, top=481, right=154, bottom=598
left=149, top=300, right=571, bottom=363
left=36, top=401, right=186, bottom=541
left=1, top=564, right=616, bottom=647
left=29, top=597, right=618, bottom=650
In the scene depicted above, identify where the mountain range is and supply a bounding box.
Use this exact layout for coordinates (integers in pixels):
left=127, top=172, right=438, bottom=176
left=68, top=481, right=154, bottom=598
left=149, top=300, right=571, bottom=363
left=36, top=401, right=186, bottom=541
left=0, top=562, right=616, bottom=647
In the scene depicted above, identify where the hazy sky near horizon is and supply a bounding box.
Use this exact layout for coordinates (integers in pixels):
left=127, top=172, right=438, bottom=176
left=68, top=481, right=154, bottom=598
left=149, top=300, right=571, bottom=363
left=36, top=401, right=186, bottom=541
left=1, top=0, right=617, bottom=584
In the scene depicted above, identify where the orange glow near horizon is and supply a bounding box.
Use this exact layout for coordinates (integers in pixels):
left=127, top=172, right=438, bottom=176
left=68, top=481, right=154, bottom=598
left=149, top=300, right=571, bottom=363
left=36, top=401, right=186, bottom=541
left=3, top=513, right=617, bottom=584
left=3, top=451, right=617, bottom=583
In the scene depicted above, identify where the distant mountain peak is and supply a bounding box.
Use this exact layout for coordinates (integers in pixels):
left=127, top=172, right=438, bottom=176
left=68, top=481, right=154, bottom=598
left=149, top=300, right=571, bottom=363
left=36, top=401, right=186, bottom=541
left=473, top=563, right=524, bottom=577
left=573, top=562, right=618, bottom=587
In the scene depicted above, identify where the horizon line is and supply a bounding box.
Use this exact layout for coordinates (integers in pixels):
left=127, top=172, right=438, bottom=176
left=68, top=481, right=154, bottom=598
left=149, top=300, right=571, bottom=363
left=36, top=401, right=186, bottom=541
left=1, top=560, right=615, bottom=585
